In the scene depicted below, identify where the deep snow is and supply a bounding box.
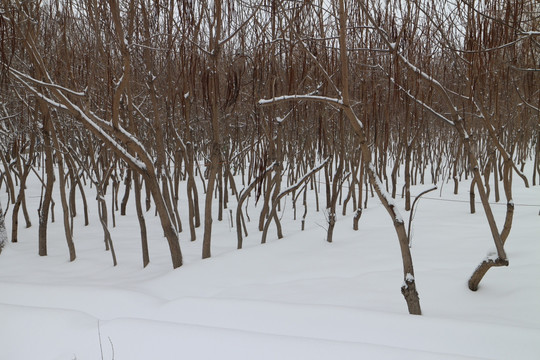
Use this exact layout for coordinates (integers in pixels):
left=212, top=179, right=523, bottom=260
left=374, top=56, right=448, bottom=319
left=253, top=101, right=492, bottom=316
left=0, top=168, right=539, bottom=359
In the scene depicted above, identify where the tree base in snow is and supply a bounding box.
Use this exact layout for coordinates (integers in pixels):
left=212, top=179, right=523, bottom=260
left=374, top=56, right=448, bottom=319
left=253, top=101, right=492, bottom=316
left=468, top=257, right=509, bottom=291
left=401, top=280, right=422, bottom=315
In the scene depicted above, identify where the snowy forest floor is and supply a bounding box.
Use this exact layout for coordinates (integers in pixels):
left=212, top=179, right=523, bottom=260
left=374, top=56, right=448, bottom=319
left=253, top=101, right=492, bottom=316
left=1, top=166, right=539, bottom=360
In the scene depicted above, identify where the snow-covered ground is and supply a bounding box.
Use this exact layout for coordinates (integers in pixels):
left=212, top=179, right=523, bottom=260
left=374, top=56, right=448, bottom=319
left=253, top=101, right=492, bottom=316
left=1, top=169, right=539, bottom=359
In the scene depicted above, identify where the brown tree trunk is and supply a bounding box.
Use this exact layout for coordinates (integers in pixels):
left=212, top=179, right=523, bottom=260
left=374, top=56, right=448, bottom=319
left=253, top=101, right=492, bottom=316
left=469, top=175, right=476, bottom=214
left=0, top=151, right=16, bottom=204
left=38, top=106, right=54, bottom=256
left=201, top=0, right=224, bottom=259
left=468, top=159, right=514, bottom=290
left=202, top=148, right=219, bottom=259
left=50, top=120, right=76, bottom=262
left=134, top=174, right=149, bottom=267
left=120, top=168, right=132, bottom=216
left=236, top=162, right=276, bottom=249
left=0, top=199, right=6, bottom=252
left=11, top=133, right=35, bottom=243
left=336, top=0, right=421, bottom=314
left=0, top=200, right=6, bottom=253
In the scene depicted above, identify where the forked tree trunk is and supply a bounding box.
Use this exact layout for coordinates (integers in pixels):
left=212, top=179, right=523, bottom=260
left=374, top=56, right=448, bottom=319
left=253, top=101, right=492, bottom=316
left=468, top=160, right=514, bottom=290
left=73, top=167, right=89, bottom=226
left=236, top=162, right=276, bottom=249
left=97, top=194, right=117, bottom=266
left=0, top=151, right=16, bottom=204
left=50, top=122, right=76, bottom=262
left=180, top=140, right=201, bottom=242
left=11, top=134, right=35, bottom=243
left=258, top=172, right=275, bottom=231
left=187, top=143, right=201, bottom=228
left=261, top=160, right=327, bottom=244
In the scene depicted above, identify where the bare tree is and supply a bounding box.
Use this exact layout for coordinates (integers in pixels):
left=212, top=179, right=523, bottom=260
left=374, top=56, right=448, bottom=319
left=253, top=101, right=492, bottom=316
left=0, top=0, right=536, bottom=314
left=260, top=0, right=422, bottom=315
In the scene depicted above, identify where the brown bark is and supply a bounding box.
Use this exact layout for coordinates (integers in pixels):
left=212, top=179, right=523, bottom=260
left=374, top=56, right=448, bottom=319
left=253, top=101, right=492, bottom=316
left=469, top=176, right=476, bottom=214
left=49, top=119, right=76, bottom=261
left=11, top=133, right=35, bottom=243
left=134, top=174, right=149, bottom=267
left=261, top=160, right=327, bottom=244
left=120, top=169, right=132, bottom=216
left=236, top=162, right=276, bottom=249
left=468, top=257, right=509, bottom=291
left=0, top=200, right=6, bottom=253
left=338, top=0, right=421, bottom=315
left=38, top=104, right=54, bottom=256
left=0, top=151, right=15, bottom=204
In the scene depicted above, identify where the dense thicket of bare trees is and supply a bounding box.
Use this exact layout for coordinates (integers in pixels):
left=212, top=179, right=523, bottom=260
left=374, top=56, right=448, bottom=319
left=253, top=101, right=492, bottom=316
left=0, top=0, right=538, bottom=314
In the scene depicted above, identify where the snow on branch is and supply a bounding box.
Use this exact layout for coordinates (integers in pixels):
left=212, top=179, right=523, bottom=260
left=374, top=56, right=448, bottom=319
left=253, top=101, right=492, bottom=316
left=238, top=161, right=277, bottom=200
left=258, top=94, right=344, bottom=107
left=57, top=102, right=147, bottom=172
left=396, top=53, right=449, bottom=98
left=10, top=69, right=147, bottom=172
left=368, top=163, right=404, bottom=224
left=9, top=67, right=86, bottom=97
left=388, top=76, right=455, bottom=127
left=10, top=72, right=69, bottom=111
left=520, top=31, right=540, bottom=36
left=0, top=113, right=21, bottom=122
left=277, top=158, right=329, bottom=200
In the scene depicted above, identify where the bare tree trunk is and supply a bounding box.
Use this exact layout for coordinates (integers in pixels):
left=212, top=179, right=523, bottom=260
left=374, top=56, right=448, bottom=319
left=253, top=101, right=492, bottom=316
left=72, top=165, right=89, bottom=226
left=327, top=112, right=345, bottom=243
left=0, top=151, right=16, bottom=204
left=38, top=107, right=54, bottom=256
left=493, top=153, right=500, bottom=203
left=404, top=143, right=412, bottom=211
left=353, top=208, right=362, bottom=231
left=258, top=172, right=274, bottom=231
left=391, top=143, right=403, bottom=199
left=337, top=0, right=421, bottom=314
left=453, top=156, right=459, bottom=195
left=134, top=173, right=149, bottom=267
left=120, top=168, right=132, bottom=215
left=262, top=160, right=327, bottom=244
left=98, top=194, right=117, bottom=266
left=468, top=159, right=514, bottom=290
left=202, top=0, right=223, bottom=259
left=50, top=120, right=76, bottom=262
left=202, top=148, right=219, bottom=259
left=11, top=133, right=35, bottom=243
left=469, top=175, right=476, bottom=214
left=236, top=162, right=276, bottom=249
left=0, top=200, right=7, bottom=253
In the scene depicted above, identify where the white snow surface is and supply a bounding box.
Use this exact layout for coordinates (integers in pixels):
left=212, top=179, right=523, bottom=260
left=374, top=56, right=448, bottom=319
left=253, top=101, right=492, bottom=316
left=1, top=168, right=539, bottom=360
